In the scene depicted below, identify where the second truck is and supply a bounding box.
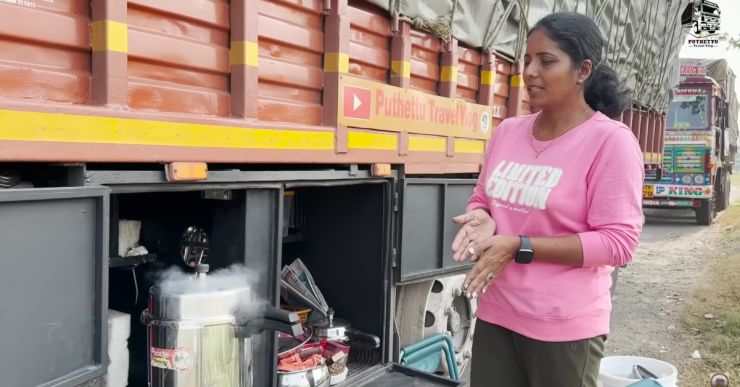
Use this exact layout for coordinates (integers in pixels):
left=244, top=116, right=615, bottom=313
left=0, top=0, right=690, bottom=386
left=643, top=59, right=738, bottom=225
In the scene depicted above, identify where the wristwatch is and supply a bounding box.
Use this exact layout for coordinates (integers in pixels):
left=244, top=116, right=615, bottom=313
left=515, top=236, right=534, bottom=264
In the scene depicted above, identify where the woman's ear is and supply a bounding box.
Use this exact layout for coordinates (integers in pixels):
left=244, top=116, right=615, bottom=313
left=580, top=59, right=593, bottom=82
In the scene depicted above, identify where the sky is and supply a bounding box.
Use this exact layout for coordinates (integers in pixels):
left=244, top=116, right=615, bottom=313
left=679, top=0, right=740, bottom=98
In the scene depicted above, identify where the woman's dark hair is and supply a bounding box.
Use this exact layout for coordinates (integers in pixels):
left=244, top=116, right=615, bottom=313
left=528, top=12, right=631, bottom=118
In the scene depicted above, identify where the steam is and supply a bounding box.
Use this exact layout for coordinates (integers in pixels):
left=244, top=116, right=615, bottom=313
left=155, top=264, right=259, bottom=295
left=153, top=264, right=269, bottom=324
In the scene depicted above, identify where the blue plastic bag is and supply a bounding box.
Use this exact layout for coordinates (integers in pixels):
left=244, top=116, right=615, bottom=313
left=627, top=379, right=663, bottom=387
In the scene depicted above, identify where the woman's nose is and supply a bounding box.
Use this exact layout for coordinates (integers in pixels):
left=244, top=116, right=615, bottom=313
left=523, top=64, right=537, bottom=79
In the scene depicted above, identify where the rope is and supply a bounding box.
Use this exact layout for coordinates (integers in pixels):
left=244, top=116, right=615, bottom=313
left=397, top=14, right=452, bottom=41
left=484, top=0, right=519, bottom=50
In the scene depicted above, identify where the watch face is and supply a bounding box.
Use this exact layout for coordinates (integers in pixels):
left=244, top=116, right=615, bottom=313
left=516, top=249, right=534, bottom=263
left=516, top=236, right=534, bottom=263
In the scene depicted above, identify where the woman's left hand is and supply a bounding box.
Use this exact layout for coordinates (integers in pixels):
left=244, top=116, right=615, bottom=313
left=464, top=235, right=521, bottom=298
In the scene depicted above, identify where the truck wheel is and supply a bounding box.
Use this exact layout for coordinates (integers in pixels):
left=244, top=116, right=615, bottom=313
left=716, top=172, right=727, bottom=212
left=725, top=173, right=732, bottom=208
left=396, top=274, right=476, bottom=378
left=696, top=199, right=714, bottom=225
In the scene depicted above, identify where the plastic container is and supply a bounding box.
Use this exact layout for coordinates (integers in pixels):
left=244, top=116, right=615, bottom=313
left=104, top=310, right=131, bottom=387
left=598, top=356, right=678, bottom=387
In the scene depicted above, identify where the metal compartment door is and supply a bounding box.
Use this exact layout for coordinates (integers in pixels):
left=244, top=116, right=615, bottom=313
left=353, top=363, right=462, bottom=386
left=396, top=179, right=476, bottom=284
left=243, top=185, right=284, bottom=387
left=0, top=187, right=109, bottom=387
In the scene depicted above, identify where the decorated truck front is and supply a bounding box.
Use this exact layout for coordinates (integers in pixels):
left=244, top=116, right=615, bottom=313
left=643, top=61, right=737, bottom=225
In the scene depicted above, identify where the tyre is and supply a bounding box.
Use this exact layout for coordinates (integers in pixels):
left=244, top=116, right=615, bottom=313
left=716, top=172, right=727, bottom=212
left=696, top=198, right=713, bottom=225
left=725, top=173, right=732, bottom=209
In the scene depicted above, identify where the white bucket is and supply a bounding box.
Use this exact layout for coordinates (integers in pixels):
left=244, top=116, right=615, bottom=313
left=598, top=356, right=678, bottom=387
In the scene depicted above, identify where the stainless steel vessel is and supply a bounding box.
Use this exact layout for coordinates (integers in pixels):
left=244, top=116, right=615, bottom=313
left=141, top=264, right=301, bottom=387
left=277, top=365, right=331, bottom=387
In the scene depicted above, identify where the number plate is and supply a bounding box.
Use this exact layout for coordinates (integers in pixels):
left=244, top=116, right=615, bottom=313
left=643, top=185, right=654, bottom=198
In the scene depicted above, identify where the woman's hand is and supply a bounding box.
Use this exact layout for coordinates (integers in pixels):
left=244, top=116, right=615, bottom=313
left=451, top=209, right=496, bottom=262
left=463, top=235, right=520, bottom=298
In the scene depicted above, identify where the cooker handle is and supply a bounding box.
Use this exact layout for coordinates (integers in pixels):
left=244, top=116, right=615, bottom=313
left=345, top=328, right=381, bottom=349
left=140, top=309, right=151, bottom=325
left=263, top=306, right=300, bottom=324
left=234, top=320, right=304, bottom=339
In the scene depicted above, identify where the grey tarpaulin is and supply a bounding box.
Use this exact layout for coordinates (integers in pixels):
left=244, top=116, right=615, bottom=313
left=367, top=0, right=691, bottom=112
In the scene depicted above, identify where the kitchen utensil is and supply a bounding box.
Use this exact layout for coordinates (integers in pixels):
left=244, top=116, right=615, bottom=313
left=180, top=226, right=209, bottom=267
left=141, top=264, right=302, bottom=387
left=632, top=364, right=659, bottom=379
left=277, top=364, right=331, bottom=387
left=311, top=309, right=380, bottom=349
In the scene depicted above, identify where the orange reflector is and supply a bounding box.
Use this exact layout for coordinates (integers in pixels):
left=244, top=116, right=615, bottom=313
left=371, top=163, right=392, bottom=177
left=166, top=162, right=208, bottom=182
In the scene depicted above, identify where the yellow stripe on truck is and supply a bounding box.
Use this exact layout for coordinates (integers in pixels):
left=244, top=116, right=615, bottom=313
left=454, top=139, right=485, bottom=154
left=391, top=60, right=411, bottom=78
left=347, top=131, right=397, bottom=151
left=510, top=74, right=525, bottom=88
left=230, top=41, right=259, bottom=67
left=90, top=20, right=128, bottom=53
left=480, top=70, right=495, bottom=85
left=441, top=66, right=458, bottom=83
left=0, top=110, right=335, bottom=150
left=324, top=53, right=349, bottom=73
left=409, top=136, right=446, bottom=152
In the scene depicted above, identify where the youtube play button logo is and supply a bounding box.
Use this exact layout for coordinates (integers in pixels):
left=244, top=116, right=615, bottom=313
left=343, top=85, right=371, bottom=120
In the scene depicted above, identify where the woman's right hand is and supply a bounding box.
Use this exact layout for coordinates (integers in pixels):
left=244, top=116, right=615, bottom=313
left=451, top=209, right=496, bottom=262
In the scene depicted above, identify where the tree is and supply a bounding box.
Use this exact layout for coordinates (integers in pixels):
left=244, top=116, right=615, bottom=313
left=718, top=33, right=740, bottom=49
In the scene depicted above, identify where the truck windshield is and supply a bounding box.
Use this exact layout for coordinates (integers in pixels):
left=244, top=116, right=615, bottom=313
left=701, top=2, right=719, bottom=16
left=668, top=88, right=709, bottom=129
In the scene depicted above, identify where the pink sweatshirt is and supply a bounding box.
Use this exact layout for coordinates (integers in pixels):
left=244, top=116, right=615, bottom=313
left=467, top=111, right=644, bottom=342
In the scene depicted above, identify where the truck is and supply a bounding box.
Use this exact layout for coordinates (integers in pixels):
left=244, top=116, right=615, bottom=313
left=0, top=1, right=688, bottom=386
left=684, top=0, right=721, bottom=35
left=643, top=59, right=738, bottom=225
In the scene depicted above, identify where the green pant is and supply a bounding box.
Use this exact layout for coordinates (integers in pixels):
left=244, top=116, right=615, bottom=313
left=470, top=320, right=605, bottom=387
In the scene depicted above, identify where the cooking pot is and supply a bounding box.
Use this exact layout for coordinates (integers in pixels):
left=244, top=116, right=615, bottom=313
left=277, top=365, right=331, bottom=387
left=276, top=325, right=330, bottom=387
left=141, top=264, right=303, bottom=387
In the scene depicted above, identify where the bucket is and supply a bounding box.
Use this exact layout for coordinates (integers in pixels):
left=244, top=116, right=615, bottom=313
left=598, top=356, right=678, bottom=387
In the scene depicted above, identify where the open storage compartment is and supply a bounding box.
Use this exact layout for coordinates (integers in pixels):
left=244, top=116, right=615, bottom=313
left=107, top=186, right=283, bottom=387
left=280, top=181, right=393, bottom=384
left=103, top=176, right=462, bottom=387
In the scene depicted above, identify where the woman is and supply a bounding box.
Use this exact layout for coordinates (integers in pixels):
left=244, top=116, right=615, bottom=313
left=451, top=12, right=644, bottom=387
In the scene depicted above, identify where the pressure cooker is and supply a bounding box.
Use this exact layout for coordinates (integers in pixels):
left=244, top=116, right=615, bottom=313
left=141, top=264, right=303, bottom=387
